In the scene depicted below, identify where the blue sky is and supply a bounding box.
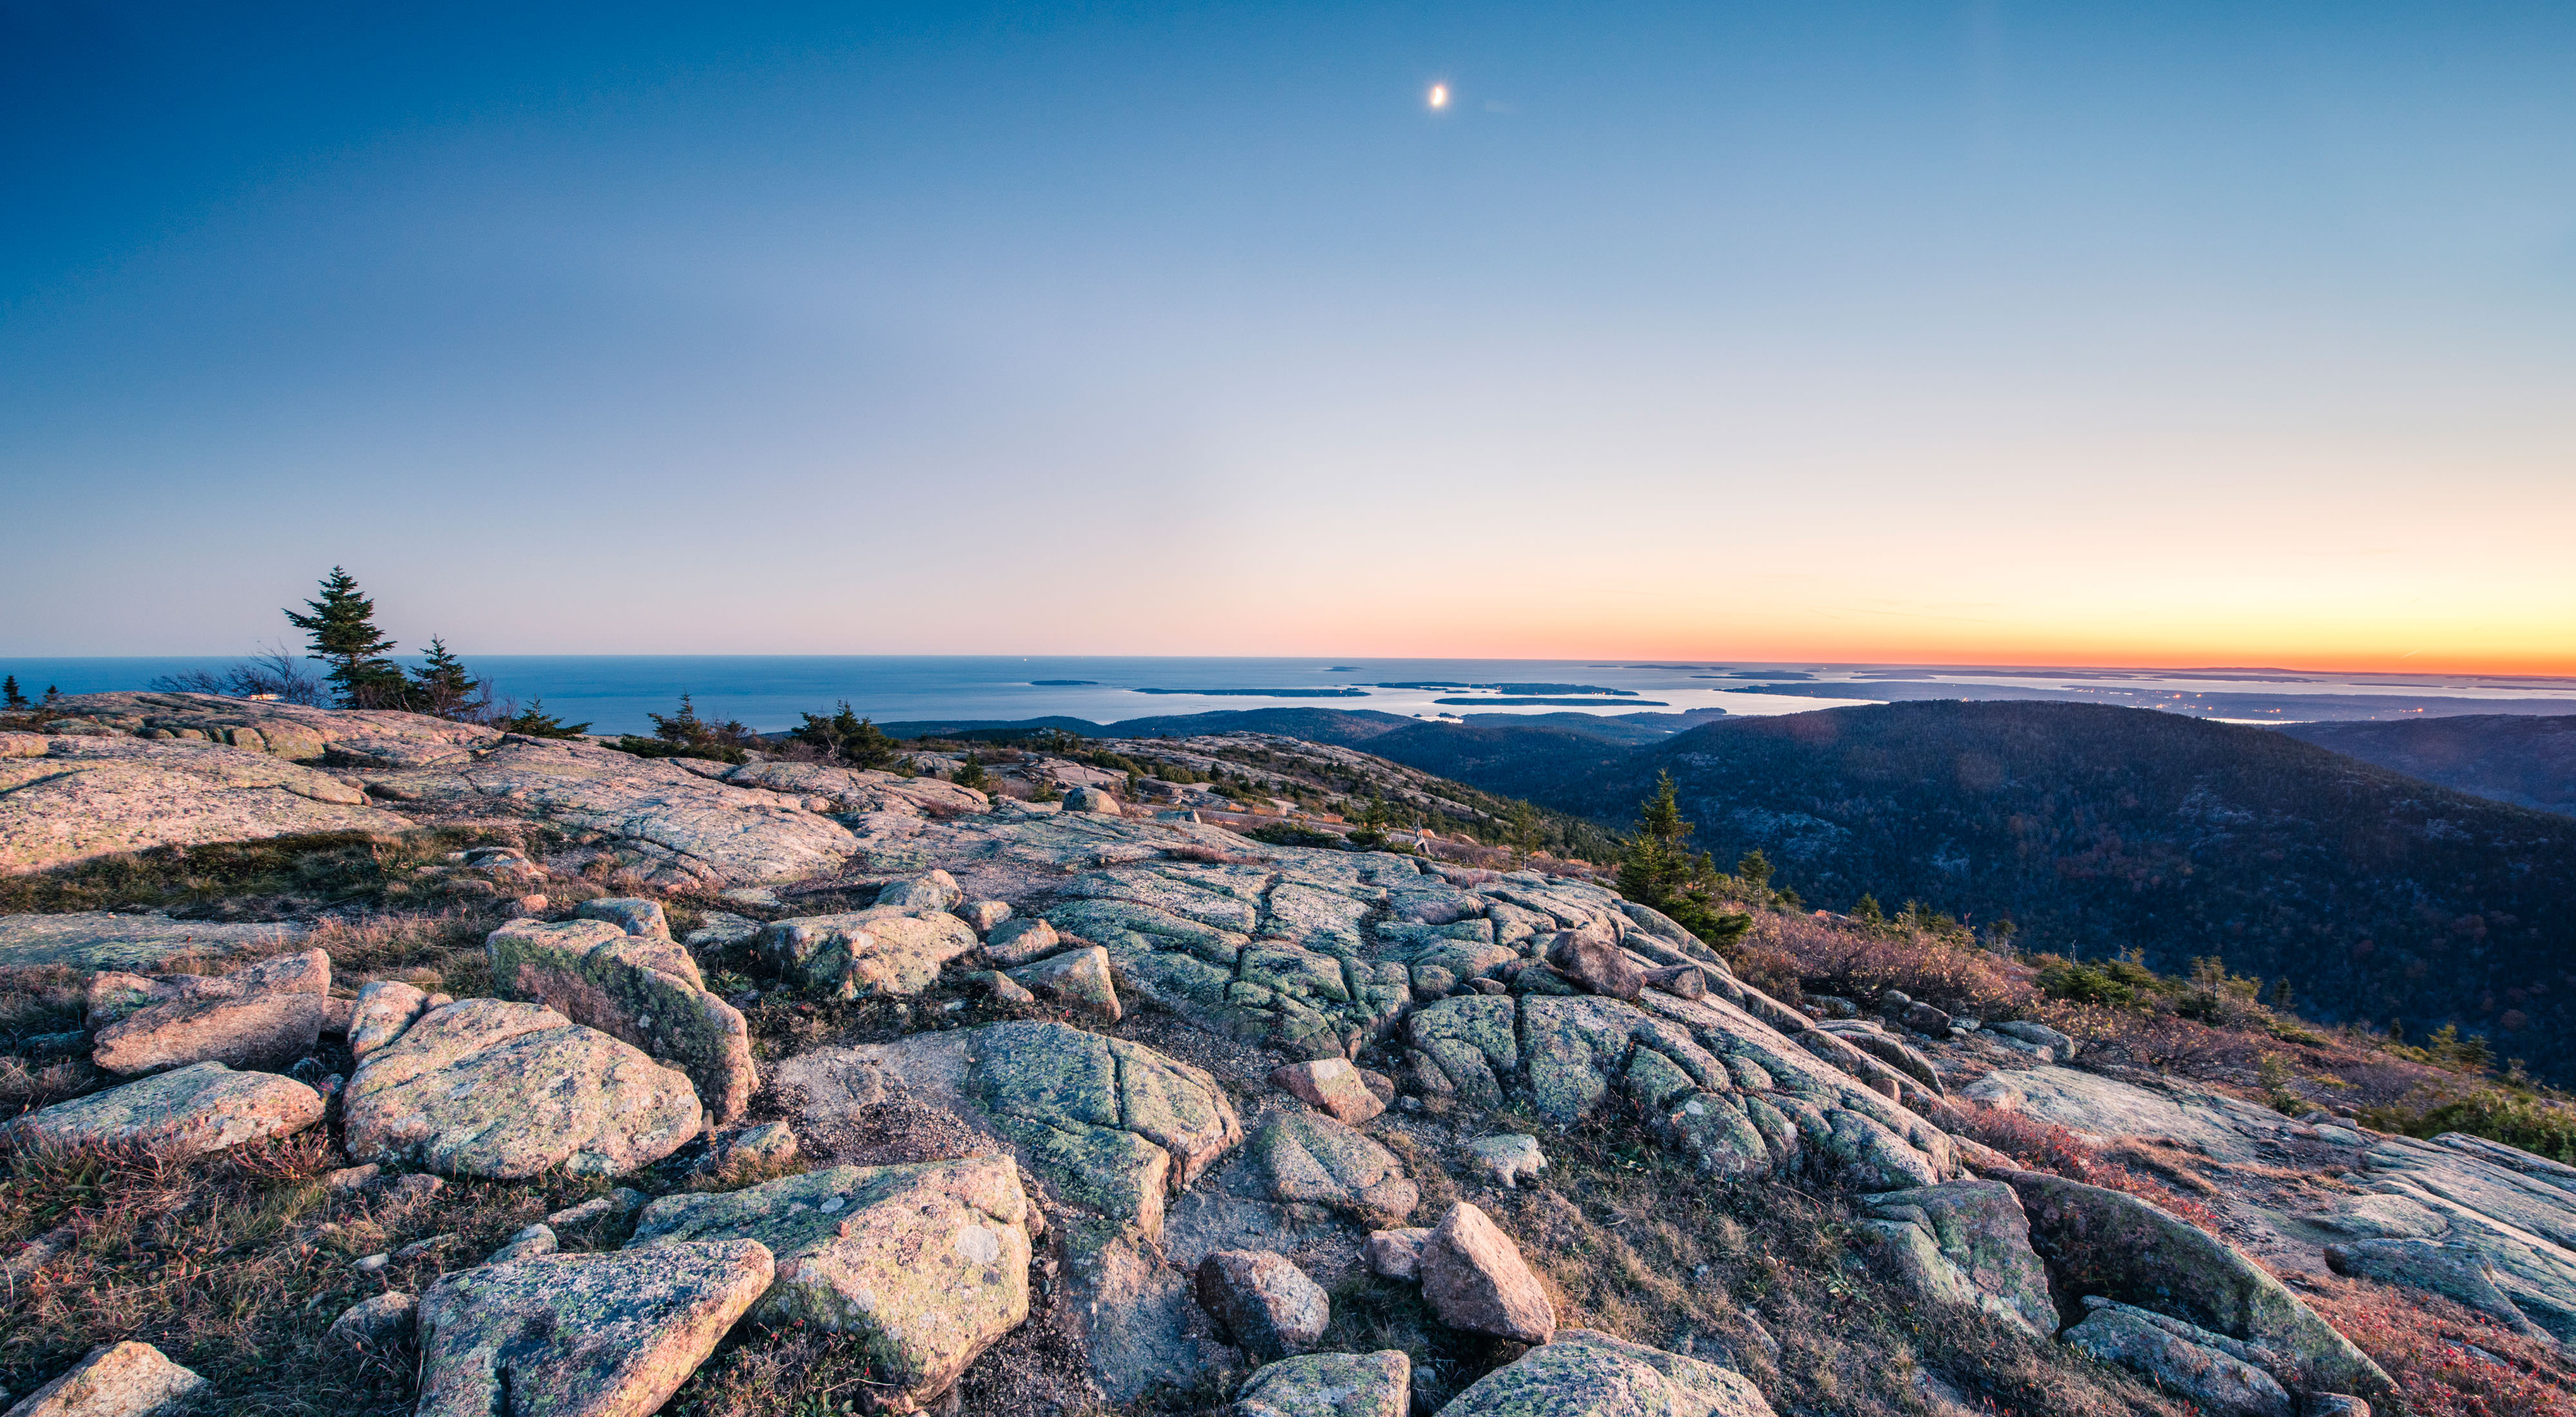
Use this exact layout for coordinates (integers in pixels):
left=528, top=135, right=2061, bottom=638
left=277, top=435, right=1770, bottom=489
left=5, top=3, right=2571, bottom=667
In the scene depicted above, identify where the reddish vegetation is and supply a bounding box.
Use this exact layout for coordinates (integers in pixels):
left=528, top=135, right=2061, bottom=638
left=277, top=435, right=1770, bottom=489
left=1946, top=1101, right=2228, bottom=1235
left=2303, top=1273, right=2576, bottom=1417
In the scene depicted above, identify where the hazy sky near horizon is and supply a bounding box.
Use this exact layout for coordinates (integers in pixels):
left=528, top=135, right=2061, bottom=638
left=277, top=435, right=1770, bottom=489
left=5, top=3, right=2572, bottom=671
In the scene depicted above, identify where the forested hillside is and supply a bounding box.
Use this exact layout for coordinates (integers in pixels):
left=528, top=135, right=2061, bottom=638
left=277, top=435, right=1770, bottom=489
left=1359, top=701, right=2576, bottom=1079
left=2278, top=714, right=2576, bottom=817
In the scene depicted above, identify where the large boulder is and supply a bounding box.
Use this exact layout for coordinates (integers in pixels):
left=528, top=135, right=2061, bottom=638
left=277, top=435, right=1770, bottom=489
left=4, top=1341, right=209, bottom=1417
left=1232, top=1350, right=1410, bottom=1417
left=90, top=949, right=330, bottom=1075
left=487, top=917, right=755, bottom=1123
left=1006, top=945, right=1123, bottom=1022
left=1195, top=1250, right=1330, bottom=1362
left=342, top=998, right=701, bottom=1179
left=627, top=1156, right=1035, bottom=1412
left=1419, top=1202, right=1555, bottom=1344
left=1271, top=1058, right=1385, bottom=1125
left=0, top=732, right=406, bottom=875
left=10, top=1061, right=321, bottom=1156
left=1859, top=1180, right=2056, bottom=1338
left=415, top=1239, right=773, bottom=1417
left=762, top=907, right=980, bottom=1000
left=2005, top=1171, right=2394, bottom=1402
left=1437, top=1329, right=1775, bottom=1417
left=773, top=1023, right=1245, bottom=1403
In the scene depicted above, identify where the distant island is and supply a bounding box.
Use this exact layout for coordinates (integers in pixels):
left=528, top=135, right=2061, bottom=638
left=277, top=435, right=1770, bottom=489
left=1132, top=687, right=1371, bottom=698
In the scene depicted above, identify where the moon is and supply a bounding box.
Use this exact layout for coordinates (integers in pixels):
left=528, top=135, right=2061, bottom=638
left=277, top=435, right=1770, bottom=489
left=1428, top=83, right=1450, bottom=110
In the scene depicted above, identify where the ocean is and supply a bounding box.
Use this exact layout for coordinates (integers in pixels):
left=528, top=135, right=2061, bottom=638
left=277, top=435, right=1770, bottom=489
left=6, top=656, right=2574, bottom=737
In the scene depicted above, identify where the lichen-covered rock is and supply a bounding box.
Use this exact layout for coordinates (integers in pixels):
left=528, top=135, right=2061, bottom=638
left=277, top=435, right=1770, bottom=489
left=343, top=998, right=701, bottom=1179
left=348, top=980, right=433, bottom=1061
left=1468, top=1134, right=1547, bottom=1188
left=0, top=732, right=406, bottom=875
left=1546, top=931, right=1643, bottom=1002
left=487, top=917, right=755, bottom=1123
left=11, top=1061, right=321, bottom=1155
left=2005, top=1172, right=2394, bottom=1402
left=1861, top=1181, right=2056, bottom=1338
left=1365, top=1227, right=1431, bottom=1281
left=1249, top=1112, right=1417, bottom=1227
left=325, top=1291, right=419, bottom=1355
left=2062, top=1299, right=2291, bottom=1417
left=90, top=949, right=330, bottom=1075
left=575, top=897, right=671, bottom=940
left=4, top=1341, right=209, bottom=1417
left=981, top=917, right=1060, bottom=966
left=354, top=736, right=859, bottom=888
left=1271, top=1058, right=1385, bottom=1125
left=1196, top=1250, right=1329, bottom=1362
left=0, top=912, right=302, bottom=976
left=415, top=1239, right=773, bottom=1417
left=762, top=907, right=979, bottom=1000
left=1419, top=1202, right=1555, bottom=1344
left=776, top=1022, right=1242, bottom=1245
left=628, top=1157, right=1032, bottom=1412
left=1233, top=1349, right=1410, bottom=1417
left=1437, top=1329, right=1774, bottom=1417
left=876, top=868, right=964, bottom=913
left=1007, top=945, right=1122, bottom=1022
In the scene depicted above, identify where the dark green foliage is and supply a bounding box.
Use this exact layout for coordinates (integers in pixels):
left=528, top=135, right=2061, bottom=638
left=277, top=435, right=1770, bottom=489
left=491, top=699, right=590, bottom=738
left=283, top=567, right=406, bottom=708
left=1615, top=774, right=1751, bottom=951
left=406, top=636, right=487, bottom=721
left=954, top=757, right=990, bottom=790
left=1, top=676, right=24, bottom=710
left=791, top=701, right=898, bottom=768
left=2363, top=1087, right=2576, bottom=1166
left=614, top=694, right=753, bottom=764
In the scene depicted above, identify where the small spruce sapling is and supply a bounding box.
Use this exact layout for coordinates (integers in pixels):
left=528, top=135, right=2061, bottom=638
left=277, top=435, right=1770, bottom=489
left=1, top=676, right=26, bottom=711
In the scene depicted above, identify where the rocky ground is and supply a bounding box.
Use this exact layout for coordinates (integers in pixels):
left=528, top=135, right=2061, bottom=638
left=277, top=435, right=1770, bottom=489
left=1, top=695, right=2570, bottom=1416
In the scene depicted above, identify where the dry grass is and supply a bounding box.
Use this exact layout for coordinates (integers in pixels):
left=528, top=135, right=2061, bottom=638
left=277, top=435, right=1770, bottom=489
left=1432, top=1107, right=2197, bottom=1417
left=1746, top=912, right=2031, bottom=1020
left=0, top=1135, right=620, bottom=1414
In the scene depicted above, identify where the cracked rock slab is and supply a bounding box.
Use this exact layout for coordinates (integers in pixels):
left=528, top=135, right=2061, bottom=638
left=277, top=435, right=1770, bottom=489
left=0, top=734, right=406, bottom=875
left=416, top=1238, right=773, bottom=1417
left=343, top=998, right=701, bottom=1179
left=489, top=917, right=755, bottom=1124
left=628, top=1156, right=1034, bottom=1413
left=12, top=1061, right=322, bottom=1156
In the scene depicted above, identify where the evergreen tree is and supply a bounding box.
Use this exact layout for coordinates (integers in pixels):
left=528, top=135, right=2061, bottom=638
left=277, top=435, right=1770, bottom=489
left=1851, top=893, right=1886, bottom=924
left=1617, top=772, right=1750, bottom=951
left=41, top=685, right=59, bottom=705
left=1735, top=848, right=1774, bottom=891
left=493, top=699, right=590, bottom=738
left=791, top=701, right=896, bottom=768
left=408, top=637, right=486, bottom=720
left=1, top=676, right=25, bottom=711
left=284, top=567, right=404, bottom=707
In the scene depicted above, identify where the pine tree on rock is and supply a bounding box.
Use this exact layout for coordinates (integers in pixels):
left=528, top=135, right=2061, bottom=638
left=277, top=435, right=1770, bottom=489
left=408, top=636, right=487, bottom=720
left=493, top=699, right=591, bottom=738
left=1, top=676, right=26, bottom=711
left=1618, top=771, right=1750, bottom=951
left=284, top=567, right=405, bottom=708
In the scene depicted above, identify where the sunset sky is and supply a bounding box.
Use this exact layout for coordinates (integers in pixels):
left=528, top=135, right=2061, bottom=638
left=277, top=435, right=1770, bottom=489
left=4, top=3, right=2571, bottom=672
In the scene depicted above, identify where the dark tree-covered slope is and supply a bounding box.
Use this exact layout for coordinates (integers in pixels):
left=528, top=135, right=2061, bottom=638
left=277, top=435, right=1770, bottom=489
left=1363, top=701, right=2576, bottom=1077
left=2277, top=714, right=2576, bottom=817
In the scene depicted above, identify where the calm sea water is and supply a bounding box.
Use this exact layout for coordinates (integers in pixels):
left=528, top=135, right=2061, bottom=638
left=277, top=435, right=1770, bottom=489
left=6, top=656, right=2571, bottom=736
